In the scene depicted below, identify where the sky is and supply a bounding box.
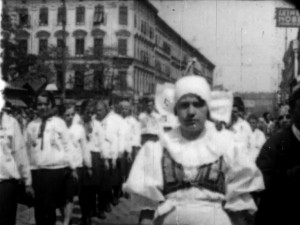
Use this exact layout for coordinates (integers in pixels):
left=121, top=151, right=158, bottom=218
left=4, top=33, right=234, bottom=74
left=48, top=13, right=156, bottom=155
left=151, top=0, right=299, bottom=93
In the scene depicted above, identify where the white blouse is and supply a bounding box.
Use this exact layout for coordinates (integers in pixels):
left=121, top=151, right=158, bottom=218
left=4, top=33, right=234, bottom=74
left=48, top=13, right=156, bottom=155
left=68, top=123, right=91, bottom=168
left=0, top=113, right=31, bottom=185
left=123, top=123, right=264, bottom=217
left=26, top=116, right=75, bottom=170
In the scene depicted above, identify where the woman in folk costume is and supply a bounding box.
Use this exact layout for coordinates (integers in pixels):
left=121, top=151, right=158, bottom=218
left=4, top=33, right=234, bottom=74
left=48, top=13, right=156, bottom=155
left=123, top=75, right=264, bottom=225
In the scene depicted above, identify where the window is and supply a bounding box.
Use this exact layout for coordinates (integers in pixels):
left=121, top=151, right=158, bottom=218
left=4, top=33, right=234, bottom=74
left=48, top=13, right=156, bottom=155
left=166, top=65, right=171, bottom=76
left=76, top=6, right=85, bottom=25
left=94, top=5, right=104, bottom=25
left=149, top=26, right=154, bottom=39
left=39, top=39, right=48, bottom=54
left=39, top=7, right=48, bottom=26
left=118, top=39, right=127, bottom=56
left=56, top=65, right=63, bottom=90
left=74, top=71, right=84, bottom=90
left=94, top=38, right=103, bottom=58
left=162, top=42, right=171, bottom=55
left=146, top=22, right=149, bottom=36
left=93, top=70, right=103, bottom=90
left=18, top=39, right=28, bottom=55
left=19, top=8, right=29, bottom=27
left=57, top=38, right=64, bottom=48
left=119, top=5, right=128, bottom=25
left=57, top=6, right=66, bottom=25
left=75, top=38, right=85, bottom=55
left=140, top=50, right=144, bottom=62
left=141, top=21, right=145, bottom=34
left=57, top=38, right=64, bottom=57
left=134, top=14, right=137, bottom=28
left=155, top=60, right=162, bottom=72
left=119, top=71, right=127, bottom=91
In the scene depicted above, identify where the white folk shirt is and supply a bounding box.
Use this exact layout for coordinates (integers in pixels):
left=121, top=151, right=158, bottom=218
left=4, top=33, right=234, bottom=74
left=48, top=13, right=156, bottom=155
left=99, top=111, right=127, bottom=159
left=124, top=116, right=141, bottom=153
left=68, top=123, right=91, bottom=168
left=0, top=112, right=32, bottom=185
left=26, top=116, right=76, bottom=170
left=249, top=128, right=266, bottom=161
left=72, top=113, right=82, bottom=125
left=123, top=123, right=264, bottom=220
left=231, top=118, right=252, bottom=155
left=86, top=119, right=102, bottom=153
left=139, top=111, right=162, bottom=135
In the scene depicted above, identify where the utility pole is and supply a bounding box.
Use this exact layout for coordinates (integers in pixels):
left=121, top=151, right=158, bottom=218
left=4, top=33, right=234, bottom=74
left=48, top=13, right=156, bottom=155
left=61, top=0, right=67, bottom=102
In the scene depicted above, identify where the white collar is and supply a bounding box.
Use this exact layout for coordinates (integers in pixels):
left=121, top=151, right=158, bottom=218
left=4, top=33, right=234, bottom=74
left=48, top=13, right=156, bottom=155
left=292, top=125, right=300, bottom=142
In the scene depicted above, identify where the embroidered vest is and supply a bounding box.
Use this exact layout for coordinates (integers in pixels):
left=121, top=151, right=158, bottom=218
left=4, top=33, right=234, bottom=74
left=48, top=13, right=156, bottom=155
left=162, top=148, right=226, bottom=195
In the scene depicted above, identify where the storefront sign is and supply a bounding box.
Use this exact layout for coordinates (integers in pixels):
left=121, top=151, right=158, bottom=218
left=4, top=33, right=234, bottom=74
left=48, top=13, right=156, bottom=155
left=276, top=8, right=300, bottom=27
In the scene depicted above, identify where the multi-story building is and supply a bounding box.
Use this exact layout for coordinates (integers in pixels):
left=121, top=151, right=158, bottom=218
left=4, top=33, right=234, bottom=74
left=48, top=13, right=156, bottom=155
left=6, top=0, right=215, bottom=99
left=280, top=31, right=300, bottom=101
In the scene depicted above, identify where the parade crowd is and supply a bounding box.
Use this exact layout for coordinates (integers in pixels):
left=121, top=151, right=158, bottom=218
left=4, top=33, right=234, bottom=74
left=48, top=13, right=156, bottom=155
left=1, top=75, right=300, bottom=225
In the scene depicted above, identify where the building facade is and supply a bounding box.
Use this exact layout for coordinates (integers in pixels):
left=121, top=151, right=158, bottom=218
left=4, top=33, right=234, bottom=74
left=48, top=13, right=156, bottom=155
left=280, top=31, right=300, bottom=103
left=5, top=0, right=215, bottom=99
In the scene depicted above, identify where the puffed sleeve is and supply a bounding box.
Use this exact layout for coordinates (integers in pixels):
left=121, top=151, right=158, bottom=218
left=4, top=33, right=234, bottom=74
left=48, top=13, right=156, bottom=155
left=123, top=141, right=165, bottom=203
left=223, top=135, right=265, bottom=214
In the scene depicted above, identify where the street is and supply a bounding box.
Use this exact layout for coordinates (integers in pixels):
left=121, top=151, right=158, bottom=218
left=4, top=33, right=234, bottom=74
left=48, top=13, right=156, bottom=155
left=16, top=196, right=142, bottom=225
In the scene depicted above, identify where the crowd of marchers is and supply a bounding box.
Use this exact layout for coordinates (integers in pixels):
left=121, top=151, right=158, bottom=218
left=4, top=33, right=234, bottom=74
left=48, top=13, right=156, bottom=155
left=0, top=75, right=300, bottom=225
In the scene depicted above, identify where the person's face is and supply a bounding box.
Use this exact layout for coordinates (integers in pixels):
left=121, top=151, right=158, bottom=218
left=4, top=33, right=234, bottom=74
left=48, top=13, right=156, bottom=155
left=64, top=107, right=75, bottom=126
left=249, top=118, right=258, bottom=131
left=96, top=103, right=107, bottom=121
left=176, top=94, right=208, bottom=136
left=146, top=101, right=154, bottom=113
left=232, top=106, right=239, bottom=122
left=292, top=99, right=300, bottom=130
left=82, top=106, right=93, bottom=123
left=75, top=105, right=81, bottom=114
left=121, top=105, right=131, bottom=117
left=279, top=114, right=291, bottom=129
left=37, top=96, right=50, bottom=117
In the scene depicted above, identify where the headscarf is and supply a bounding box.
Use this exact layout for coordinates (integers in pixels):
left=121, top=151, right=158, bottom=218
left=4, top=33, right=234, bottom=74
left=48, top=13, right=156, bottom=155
left=174, top=75, right=211, bottom=105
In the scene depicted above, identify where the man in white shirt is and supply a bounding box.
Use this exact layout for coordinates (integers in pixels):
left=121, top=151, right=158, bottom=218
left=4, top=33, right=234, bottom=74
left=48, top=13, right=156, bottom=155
left=95, top=100, right=127, bottom=218
left=247, top=114, right=266, bottom=161
left=63, top=104, right=92, bottom=225
left=79, top=99, right=105, bottom=220
left=228, top=97, right=252, bottom=157
left=0, top=108, right=33, bottom=225
left=26, top=91, right=76, bottom=225
left=119, top=100, right=141, bottom=179
left=138, top=99, right=162, bottom=145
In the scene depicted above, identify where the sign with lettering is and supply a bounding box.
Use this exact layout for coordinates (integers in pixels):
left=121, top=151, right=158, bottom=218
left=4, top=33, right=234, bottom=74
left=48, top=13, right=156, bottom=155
left=276, top=8, right=300, bottom=27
